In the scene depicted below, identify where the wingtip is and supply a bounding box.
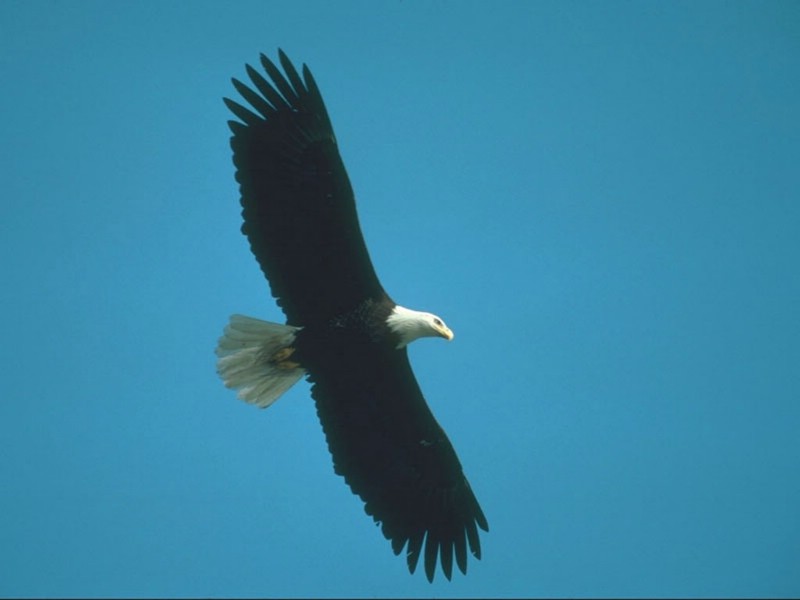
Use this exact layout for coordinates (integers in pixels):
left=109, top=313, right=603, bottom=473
left=424, top=536, right=438, bottom=583
left=406, top=532, right=424, bottom=576
left=440, top=539, right=454, bottom=581
left=259, top=52, right=278, bottom=73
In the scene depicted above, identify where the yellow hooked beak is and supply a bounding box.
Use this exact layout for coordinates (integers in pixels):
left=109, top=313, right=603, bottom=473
left=436, top=323, right=454, bottom=341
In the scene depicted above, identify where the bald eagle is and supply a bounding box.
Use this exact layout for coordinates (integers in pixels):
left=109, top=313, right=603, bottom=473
left=215, top=50, right=488, bottom=582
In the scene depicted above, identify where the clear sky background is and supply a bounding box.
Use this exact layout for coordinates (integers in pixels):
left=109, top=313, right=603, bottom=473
left=2, top=1, right=798, bottom=597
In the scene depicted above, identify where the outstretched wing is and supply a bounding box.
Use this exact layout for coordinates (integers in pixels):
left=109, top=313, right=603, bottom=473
left=224, top=50, right=386, bottom=326
left=308, top=344, right=489, bottom=582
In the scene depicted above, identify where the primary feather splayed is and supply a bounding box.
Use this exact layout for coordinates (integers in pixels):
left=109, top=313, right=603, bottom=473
left=216, top=50, right=488, bottom=582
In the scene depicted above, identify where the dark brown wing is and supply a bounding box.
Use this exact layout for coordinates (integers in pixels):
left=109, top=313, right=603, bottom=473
left=224, top=50, right=387, bottom=326
left=306, top=338, right=489, bottom=582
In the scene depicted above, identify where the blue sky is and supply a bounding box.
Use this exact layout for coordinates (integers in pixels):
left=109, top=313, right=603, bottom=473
left=2, top=1, right=799, bottom=597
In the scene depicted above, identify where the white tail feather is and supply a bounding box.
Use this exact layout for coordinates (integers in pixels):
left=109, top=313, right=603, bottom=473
left=215, top=314, right=304, bottom=408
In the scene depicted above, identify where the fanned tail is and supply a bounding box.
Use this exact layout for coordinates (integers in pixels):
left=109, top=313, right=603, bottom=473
left=215, top=314, right=304, bottom=408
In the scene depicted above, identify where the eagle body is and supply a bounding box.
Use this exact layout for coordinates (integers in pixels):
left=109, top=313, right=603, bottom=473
left=216, top=50, right=488, bottom=582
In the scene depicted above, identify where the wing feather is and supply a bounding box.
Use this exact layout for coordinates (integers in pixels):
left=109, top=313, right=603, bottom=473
left=223, top=96, right=261, bottom=126
left=440, top=531, right=454, bottom=581
left=278, top=49, right=306, bottom=99
left=407, top=530, right=424, bottom=574
left=424, top=534, right=439, bottom=583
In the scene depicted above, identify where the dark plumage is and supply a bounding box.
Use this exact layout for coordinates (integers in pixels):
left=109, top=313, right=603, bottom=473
left=216, top=50, right=488, bottom=582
